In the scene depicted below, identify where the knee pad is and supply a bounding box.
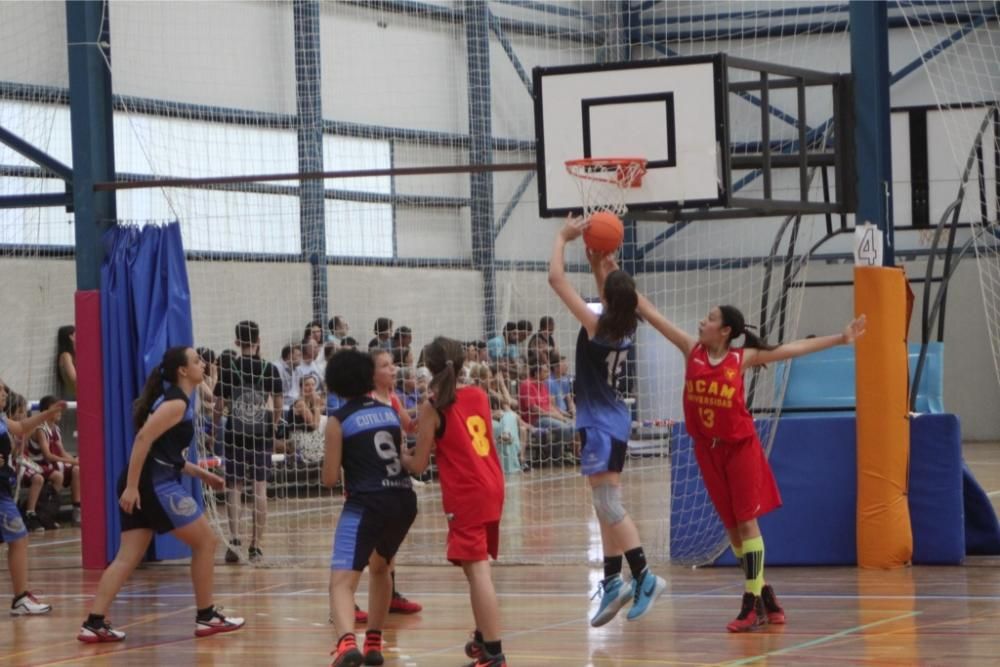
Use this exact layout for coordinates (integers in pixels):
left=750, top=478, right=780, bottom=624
left=592, top=483, right=626, bottom=525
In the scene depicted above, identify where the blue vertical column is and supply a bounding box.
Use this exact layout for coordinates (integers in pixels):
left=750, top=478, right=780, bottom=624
left=850, top=1, right=894, bottom=266
left=466, top=0, right=497, bottom=338
left=294, top=0, right=327, bottom=323
left=67, top=0, right=117, bottom=288
left=66, top=0, right=118, bottom=568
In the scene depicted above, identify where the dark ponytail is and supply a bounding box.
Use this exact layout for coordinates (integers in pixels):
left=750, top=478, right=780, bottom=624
left=718, top=305, right=776, bottom=351
left=132, top=346, right=190, bottom=430
left=423, top=336, right=466, bottom=409
left=596, top=270, right=639, bottom=343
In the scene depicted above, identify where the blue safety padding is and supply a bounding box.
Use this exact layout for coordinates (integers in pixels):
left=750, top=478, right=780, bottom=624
left=908, top=413, right=964, bottom=564
left=710, top=413, right=971, bottom=566
left=963, top=463, right=1000, bottom=555
left=775, top=342, right=944, bottom=415
left=101, top=223, right=198, bottom=562
left=712, top=415, right=857, bottom=566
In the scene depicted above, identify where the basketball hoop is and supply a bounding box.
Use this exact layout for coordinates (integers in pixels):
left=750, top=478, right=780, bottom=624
left=565, top=157, right=647, bottom=218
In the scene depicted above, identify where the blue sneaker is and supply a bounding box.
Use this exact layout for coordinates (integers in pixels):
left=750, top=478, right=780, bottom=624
left=625, top=569, right=666, bottom=621
left=590, top=574, right=632, bottom=627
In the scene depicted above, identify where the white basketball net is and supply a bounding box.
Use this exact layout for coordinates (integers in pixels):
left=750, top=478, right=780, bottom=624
left=565, top=158, right=647, bottom=218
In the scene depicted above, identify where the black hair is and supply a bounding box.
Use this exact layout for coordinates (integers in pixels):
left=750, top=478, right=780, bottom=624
left=281, top=343, right=293, bottom=361
left=329, top=315, right=345, bottom=333
left=596, top=270, right=639, bottom=342
left=304, top=320, right=323, bottom=343
left=197, top=347, right=217, bottom=366
left=502, top=321, right=517, bottom=333
left=341, top=336, right=358, bottom=348
left=423, top=337, right=466, bottom=409
left=539, top=316, right=555, bottom=332
left=718, top=305, right=775, bottom=350
left=38, top=395, right=59, bottom=412
left=326, top=349, right=375, bottom=399
left=373, top=317, right=393, bottom=337
left=56, top=325, right=76, bottom=387
left=133, top=346, right=192, bottom=431
left=235, top=320, right=260, bottom=346
left=57, top=325, right=75, bottom=358
left=516, top=319, right=533, bottom=334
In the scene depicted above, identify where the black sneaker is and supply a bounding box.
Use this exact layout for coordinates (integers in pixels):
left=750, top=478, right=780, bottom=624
left=225, top=539, right=241, bottom=564
left=726, top=592, right=766, bottom=633
left=248, top=545, right=263, bottom=563
left=25, top=513, right=44, bottom=533
left=761, top=584, right=786, bottom=624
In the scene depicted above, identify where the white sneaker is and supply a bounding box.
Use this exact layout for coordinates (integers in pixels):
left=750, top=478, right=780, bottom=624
left=11, top=592, right=52, bottom=616
left=72, top=507, right=82, bottom=526
left=195, top=608, right=245, bottom=637
left=410, top=476, right=426, bottom=487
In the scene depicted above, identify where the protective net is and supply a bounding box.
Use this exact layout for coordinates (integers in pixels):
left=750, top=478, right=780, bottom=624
left=0, top=1, right=850, bottom=568
left=899, top=1, right=1000, bottom=397
left=0, top=1, right=78, bottom=466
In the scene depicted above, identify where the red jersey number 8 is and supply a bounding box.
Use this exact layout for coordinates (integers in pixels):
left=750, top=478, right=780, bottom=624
left=465, top=416, right=491, bottom=457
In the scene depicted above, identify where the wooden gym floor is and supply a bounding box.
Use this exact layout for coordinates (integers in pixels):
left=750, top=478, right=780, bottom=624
left=3, top=442, right=999, bottom=667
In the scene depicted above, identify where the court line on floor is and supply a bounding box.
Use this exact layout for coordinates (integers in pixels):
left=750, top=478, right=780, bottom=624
left=715, top=611, right=922, bottom=666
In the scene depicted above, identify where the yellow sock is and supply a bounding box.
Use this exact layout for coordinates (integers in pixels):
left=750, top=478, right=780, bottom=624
left=731, top=543, right=745, bottom=577
left=742, top=536, right=765, bottom=596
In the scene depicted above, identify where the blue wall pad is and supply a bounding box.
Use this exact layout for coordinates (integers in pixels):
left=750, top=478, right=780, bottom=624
left=706, top=413, right=967, bottom=566
left=963, top=462, right=1000, bottom=555
left=908, top=413, right=964, bottom=564
left=776, top=342, right=944, bottom=415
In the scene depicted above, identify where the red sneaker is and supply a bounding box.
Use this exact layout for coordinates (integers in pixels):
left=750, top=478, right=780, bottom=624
left=726, top=592, right=766, bottom=633
left=354, top=605, right=368, bottom=624
left=464, top=631, right=486, bottom=659
left=363, top=631, right=384, bottom=666
left=330, top=634, right=363, bottom=667
left=761, top=584, right=786, bottom=624
left=464, top=653, right=507, bottom=667
left=389, top=592, right=422, bottom=614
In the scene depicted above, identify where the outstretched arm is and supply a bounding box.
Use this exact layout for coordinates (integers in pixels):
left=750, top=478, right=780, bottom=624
left=743, top=315, right=867, bottom=369
left=549, top=215, right=600, bottom=338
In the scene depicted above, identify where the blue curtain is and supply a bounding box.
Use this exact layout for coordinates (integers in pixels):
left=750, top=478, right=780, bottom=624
left=101, top=222, right=200, bottom=561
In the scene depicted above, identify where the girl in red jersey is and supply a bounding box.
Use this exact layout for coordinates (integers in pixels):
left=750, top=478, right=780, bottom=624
left=597, top=255, right=865, bottom=632
left=403, top=337, right=506, bottom=667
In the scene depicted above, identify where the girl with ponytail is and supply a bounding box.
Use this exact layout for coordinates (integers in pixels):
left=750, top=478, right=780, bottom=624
left=78, top=346, right=245, bottom=644
left=596, top=253, right=865, bottom=633
left=548, top=216, right=666, bottom=628
left=403, top=337, right=506, bottom=667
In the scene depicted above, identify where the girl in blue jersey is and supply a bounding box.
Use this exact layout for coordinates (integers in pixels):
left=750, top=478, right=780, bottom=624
left=0, top=379, right=64, bottom=615
left=78, top=346, right=244, bottom=643
left=548, top=216, right=666, bottom=626
left=325, top=350, right=417, bottom=667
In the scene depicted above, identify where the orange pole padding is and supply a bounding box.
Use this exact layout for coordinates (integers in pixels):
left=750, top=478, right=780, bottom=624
left=854, top=266, right=913, bottom=569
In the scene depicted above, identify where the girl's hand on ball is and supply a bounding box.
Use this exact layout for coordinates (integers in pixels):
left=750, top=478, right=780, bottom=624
left=560, top=214, right=587, bottom=241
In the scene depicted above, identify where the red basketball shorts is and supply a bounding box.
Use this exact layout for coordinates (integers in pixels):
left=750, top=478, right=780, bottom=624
left=446, top=518, right=500, bottom=565
left=693, top=434, right=781, bottom=530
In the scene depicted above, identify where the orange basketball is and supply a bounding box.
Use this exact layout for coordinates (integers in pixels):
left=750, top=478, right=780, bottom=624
left=583, top=211, right=624, bottom=253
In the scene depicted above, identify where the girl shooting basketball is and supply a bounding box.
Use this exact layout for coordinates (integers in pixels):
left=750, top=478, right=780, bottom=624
left=595, top=252, right=865, bottom=632
left=548, top=216, right=666, bottom=627
left=77, top=346, right=244, bottom=642
left=403, top=337, right=506, bottom=667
